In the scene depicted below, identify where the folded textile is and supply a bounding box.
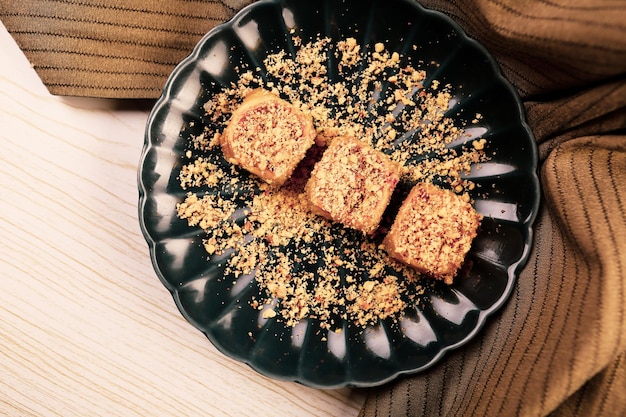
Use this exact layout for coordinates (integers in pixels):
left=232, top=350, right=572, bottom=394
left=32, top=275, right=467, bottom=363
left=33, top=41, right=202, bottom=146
left=360, top=1, right=626, bottom=416
left=0, top=0, right=254, bottom=98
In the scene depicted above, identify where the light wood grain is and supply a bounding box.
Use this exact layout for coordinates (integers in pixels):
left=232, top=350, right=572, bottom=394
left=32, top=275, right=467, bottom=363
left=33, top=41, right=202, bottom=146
left=0, top=23, right=366, bottom=417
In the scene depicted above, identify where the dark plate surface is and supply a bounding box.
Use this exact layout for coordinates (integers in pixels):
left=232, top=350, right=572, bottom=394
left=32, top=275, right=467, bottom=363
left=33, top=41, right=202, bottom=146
left=138, top=0, right=540, bottom=388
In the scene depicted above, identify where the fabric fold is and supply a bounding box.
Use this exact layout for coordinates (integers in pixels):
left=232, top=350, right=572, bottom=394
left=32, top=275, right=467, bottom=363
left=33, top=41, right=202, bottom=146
left=0, top=0, right=254, bottom=98
left=359, top=1, right=626, bottom=415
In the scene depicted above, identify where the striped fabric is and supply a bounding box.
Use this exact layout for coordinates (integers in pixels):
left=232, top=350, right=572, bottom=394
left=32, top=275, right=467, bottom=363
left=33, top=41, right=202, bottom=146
left=2, top=1, right=624, bottom=415
left=0, top=0, right=250, bottom=98
left=360, top=1, right=626, bottom=416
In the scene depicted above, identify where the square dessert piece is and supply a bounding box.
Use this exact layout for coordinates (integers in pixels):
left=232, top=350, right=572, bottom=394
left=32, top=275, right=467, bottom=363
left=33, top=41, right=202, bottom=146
left=220, top=89, right=316, bottom=186
left=383, top=182, right=482, bottom=284
left=305, top=136, right=400, bottom=234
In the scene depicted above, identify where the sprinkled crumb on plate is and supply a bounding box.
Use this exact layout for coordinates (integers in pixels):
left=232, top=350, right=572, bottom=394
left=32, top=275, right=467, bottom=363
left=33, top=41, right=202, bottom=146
left=176, top=35, right=490, bottom=330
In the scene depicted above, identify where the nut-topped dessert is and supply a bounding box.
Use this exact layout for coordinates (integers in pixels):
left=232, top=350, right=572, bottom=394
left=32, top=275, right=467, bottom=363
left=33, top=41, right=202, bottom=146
left=305, top=136, right=400, bottom=234
left=219, top=89, right=316, bottom=186
left=383, top=182, right=482, bottom=284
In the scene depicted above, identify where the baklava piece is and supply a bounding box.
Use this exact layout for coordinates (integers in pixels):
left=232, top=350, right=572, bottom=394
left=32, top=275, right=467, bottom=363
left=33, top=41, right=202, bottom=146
left=220, top=89, right=316, bottom=186
left=305, top=136, right=400, bottom=234
left=383, top=182, right=482, bottom=284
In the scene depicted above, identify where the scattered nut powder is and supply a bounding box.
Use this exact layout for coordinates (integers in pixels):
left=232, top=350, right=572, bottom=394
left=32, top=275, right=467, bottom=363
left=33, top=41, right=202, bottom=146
left=179, top=157, right=224, bottom=189
left=347, top=276, right=406, bottom=327
left=176, top=35, right=490, bottom=330
left=176, top=193, right=238, bottom=232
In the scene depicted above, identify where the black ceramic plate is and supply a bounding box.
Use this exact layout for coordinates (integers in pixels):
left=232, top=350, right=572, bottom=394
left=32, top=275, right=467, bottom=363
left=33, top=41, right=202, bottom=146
left=138, top=0, right=540, bottom=388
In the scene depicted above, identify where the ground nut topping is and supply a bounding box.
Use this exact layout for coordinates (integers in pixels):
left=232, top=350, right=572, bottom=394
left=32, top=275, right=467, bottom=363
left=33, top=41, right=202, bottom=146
left=176, top=35, right=490, bottom=329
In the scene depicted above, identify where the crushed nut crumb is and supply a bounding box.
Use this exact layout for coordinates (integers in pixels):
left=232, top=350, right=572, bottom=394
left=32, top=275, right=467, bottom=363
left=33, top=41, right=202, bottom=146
left=176, top=35, right=489, bottom=330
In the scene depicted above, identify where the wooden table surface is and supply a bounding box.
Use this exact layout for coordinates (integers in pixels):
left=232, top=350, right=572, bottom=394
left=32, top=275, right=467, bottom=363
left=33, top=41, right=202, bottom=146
left=0, top=23, right=366, bottom=416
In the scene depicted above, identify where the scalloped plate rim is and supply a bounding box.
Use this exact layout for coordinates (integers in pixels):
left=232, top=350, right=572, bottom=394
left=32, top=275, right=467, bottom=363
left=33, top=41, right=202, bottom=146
left=138, top=0, right=540, bottom=389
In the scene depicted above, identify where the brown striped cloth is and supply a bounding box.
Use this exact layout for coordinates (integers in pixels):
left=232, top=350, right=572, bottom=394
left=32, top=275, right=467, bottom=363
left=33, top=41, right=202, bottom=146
left=2, top=1, right=624, bottom=416
left=0, top=0, right=252, bottom=98
left=360, top=1, right=626, bottom=416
